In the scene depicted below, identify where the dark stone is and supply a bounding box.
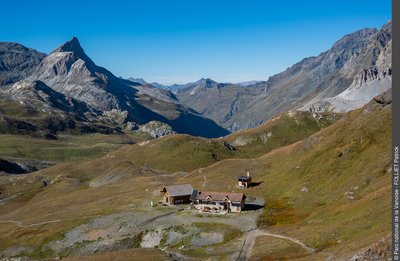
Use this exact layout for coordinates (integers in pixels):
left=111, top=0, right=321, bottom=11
left=0, top=159, right=27, bottom=174
left=223, top=141, right=236, bottom=151
left=45, top=133, right=58, bottom=140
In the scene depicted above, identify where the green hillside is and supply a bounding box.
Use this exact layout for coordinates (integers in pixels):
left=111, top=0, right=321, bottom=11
left=0, top=100, right=391, bottom=260
left=181, top=102, right=392, bottom=258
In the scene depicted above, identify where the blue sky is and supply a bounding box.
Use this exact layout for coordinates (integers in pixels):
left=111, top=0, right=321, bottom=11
left=0, top=0, right=391, bottom=84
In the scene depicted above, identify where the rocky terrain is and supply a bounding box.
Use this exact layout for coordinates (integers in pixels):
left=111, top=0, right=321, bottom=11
left=138, top=121, right=176, bottom=138
left=0, top=38, right=228, bottom=138
left=176, top=78, right=266, bottom=131
left=0, top=43, right=46, bottom=86
left=303, top=21, right=392, bottom=113
left=176, top=21, right=392, bottom=131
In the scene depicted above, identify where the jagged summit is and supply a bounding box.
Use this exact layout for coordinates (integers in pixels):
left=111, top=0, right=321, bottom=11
left=196, top=78, right=217, bottom=86
left=53, top=37, right=82, bottom=53
left=50, top=37, right=93, bottom=64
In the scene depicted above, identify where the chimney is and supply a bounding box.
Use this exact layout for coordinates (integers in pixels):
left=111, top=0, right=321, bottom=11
left=247, top=171, right=250, bottom=177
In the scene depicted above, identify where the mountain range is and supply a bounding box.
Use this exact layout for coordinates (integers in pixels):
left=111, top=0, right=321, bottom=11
left=168, top=21, right=391, bottom=131
left=0, top=38, right=228, bottom=138
left=0, top=21, right=392, bottom=135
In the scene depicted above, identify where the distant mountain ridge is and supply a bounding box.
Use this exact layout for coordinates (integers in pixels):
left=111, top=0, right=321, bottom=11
left=175, top=21, right=392, bottom=131
left=129, top=78, right=264, bottom=94
left=148, top=78, right=222, bottom=94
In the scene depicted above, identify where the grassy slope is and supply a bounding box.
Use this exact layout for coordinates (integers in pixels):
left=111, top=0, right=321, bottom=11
left=0, top=111, right=332, bottom=258
left=224, top=111, right=336, bottom=157
left=111, top=111, right=335, bottom=173
left=0, top=159, right=173, bottom=257
left=1, top=109, right=332, bottom=171
left=250, top=236, right=308, bottom=260
left=63, top=248, right=172, bottom=261
left=0, top=102, right=390, bottom=259
left=0, top=134, right=140, bottom=163
left=180, top=103, right=391, bottom=257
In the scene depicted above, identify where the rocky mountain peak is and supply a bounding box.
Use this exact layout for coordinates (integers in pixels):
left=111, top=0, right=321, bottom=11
left=195, top=78, right=218, bottom=88
left=50, top=37, right=93, bottom=65
left=53, top=37, right=82, bottom=53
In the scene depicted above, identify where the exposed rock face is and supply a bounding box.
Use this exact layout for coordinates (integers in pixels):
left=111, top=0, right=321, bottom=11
left=0, top=42, right=46, bottom=86
left=0, top=79, right=118, bottom=136
left=28, top=37, right=135, bottom=114
left=177, top=21, right=392, bottom=131
left=1, top=80, right=95, bottom=116
left=0, top=37, right=229, bottom=138
left=139, top=121, right=176, bottom=138
left=304, top=21, right=392, bottom=113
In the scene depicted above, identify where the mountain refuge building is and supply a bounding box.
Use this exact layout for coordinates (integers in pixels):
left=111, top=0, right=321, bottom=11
left=190, top=190, right=246, bottom=213
left=161, top=184, right=194, bottom=205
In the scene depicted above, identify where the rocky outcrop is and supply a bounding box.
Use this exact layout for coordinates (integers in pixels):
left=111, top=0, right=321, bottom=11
left=0, top=159, right=27, bottom=174
left=373, top=89, right=392, bottom=105
left=139, top=121, right=176, bottom=138
left=348, top=235, right=391, bottom=261
left=0, top=158, right=54, bottom=174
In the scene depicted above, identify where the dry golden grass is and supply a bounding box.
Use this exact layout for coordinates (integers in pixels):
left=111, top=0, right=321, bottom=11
left=0, top=102, right=391, bottom=259
left=180, top=104, right=392, bottom=257
left=63, top=248, right=172, bottom=261
left=250, top=236, right=308, bottom=260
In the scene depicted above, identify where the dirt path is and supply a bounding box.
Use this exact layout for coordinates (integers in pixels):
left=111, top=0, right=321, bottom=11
left=257, top=230, right=316, bottom=254
left=235, top=228, right=257, bottom=261
left=234, top=228, right=316, bottom=260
